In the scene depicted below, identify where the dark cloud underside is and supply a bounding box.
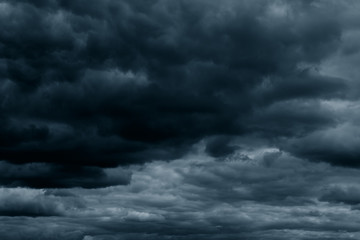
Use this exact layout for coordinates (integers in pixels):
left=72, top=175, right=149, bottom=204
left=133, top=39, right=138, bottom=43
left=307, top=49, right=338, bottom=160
left=6, top=1, right=360, bottom=239
left=1, top=0, right=358, bottom=189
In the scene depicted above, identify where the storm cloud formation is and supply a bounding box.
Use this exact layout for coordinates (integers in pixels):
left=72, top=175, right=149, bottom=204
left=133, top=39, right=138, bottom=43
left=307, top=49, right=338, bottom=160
left=2, top=0, right=360, bottom=239
left=0, top=0, right=354, bottom=172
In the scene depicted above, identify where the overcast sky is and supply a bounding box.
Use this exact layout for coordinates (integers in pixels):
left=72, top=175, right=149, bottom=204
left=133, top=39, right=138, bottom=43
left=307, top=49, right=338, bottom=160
left=1, top=0, right=360, bottom=239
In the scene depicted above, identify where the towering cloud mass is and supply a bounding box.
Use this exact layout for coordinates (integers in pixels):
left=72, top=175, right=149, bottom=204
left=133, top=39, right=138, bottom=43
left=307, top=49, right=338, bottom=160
left=1, top=0, right=360, bottom=239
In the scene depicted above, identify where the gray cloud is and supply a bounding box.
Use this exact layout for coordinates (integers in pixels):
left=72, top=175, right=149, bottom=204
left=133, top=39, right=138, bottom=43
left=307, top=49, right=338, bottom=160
left=0, top=0, right=355, bottom=181
left=1, top=0, right=360, bottom=239
left=2, top=149, right=360, bottom=239
left=0, top=187, right=83, bottom=217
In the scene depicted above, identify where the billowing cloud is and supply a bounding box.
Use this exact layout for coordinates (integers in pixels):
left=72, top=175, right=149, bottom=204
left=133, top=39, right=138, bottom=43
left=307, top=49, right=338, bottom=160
left=1, top=149, right=360, bottom=239
left=2, top=0, right=360, bottom=239
left=0, top=0, right=356, bottom=182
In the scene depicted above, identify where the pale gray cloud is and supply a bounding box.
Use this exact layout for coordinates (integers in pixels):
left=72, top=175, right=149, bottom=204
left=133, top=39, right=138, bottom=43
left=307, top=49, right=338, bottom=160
left=2, top=148, right=360, bottom=239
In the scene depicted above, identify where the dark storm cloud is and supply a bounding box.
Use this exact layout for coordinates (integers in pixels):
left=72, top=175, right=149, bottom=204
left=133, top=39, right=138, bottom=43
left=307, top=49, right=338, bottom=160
left=205, top=135, right=238, bottom=157
left=0, top=0, right=358, bottom=187
left=4, top=1, right=360, bottom=239
left=281, top=123, right=360, bottom=167
left=0, top=161, right=131, bottom=188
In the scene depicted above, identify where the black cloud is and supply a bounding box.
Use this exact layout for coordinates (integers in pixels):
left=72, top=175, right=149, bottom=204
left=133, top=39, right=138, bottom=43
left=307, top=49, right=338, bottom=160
left=0, top=0, right=357, bottom=184
left=5, top=1, right=360, bottom=239
left=0, top=161, right=131, bottom=188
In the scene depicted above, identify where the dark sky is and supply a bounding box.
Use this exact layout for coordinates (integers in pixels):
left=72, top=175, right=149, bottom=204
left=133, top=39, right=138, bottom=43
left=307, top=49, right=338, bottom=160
left=1, top=0, right=360, bottom=239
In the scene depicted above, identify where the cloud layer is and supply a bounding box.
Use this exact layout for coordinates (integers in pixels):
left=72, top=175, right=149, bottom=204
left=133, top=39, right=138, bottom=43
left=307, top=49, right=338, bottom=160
left=2, top=0, right=360, bottom=239
left=2, top=0, right=360, bottom=187
left=1, top=149, right=360, bottom=239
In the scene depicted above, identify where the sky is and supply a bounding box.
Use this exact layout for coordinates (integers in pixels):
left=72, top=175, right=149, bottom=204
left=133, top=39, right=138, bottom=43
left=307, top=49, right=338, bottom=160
left=1, top=0, right=360, bottom=239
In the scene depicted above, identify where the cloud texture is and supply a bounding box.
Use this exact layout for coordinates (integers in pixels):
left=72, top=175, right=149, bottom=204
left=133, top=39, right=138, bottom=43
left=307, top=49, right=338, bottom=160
left=0, top=0, right=357, bottom=178
left=2, top=0, right=360, bottom=239
left=2, top=150, right=360, bottom=239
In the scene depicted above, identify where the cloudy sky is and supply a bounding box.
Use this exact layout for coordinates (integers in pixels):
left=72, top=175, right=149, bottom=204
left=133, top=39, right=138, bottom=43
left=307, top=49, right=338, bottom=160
left=1, top=0, right=360, bottom=239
